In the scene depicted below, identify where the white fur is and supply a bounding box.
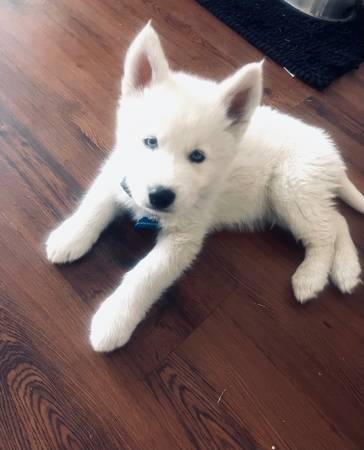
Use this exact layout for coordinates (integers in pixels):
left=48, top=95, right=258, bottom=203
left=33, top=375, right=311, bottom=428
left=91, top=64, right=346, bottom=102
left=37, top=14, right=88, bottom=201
left=46, top=23, right=364, bottom=352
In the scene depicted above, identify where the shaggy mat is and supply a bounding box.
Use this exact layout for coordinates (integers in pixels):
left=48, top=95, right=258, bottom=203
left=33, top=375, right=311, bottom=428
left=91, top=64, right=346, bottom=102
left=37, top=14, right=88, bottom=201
left=196, top=0, right=364, bottom=89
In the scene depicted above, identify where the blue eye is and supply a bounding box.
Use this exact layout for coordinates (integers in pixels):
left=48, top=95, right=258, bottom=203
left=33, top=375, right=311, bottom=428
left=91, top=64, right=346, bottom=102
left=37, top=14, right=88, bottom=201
left=189, top=149, right=206, bottom=163
left=143, top=136, right=158, bottom=150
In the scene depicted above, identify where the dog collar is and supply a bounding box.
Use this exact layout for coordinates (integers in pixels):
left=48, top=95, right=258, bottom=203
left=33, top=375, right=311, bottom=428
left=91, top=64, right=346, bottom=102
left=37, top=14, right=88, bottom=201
left=134, top=216, right=160, bottom=231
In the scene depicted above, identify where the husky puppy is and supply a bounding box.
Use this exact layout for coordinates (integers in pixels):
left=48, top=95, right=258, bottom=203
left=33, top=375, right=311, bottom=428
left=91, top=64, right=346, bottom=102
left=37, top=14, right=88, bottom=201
left=46, top=23, right=363, bottom=352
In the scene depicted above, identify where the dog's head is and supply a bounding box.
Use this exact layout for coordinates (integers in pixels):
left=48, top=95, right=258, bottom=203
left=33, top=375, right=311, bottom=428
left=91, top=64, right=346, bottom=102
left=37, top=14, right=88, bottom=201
left=116, top=22, right=262, bottom=217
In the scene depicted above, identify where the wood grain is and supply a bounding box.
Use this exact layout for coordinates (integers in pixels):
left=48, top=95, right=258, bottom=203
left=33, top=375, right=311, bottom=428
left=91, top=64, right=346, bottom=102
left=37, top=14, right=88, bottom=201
left=0, top=0, right=363, bottom=449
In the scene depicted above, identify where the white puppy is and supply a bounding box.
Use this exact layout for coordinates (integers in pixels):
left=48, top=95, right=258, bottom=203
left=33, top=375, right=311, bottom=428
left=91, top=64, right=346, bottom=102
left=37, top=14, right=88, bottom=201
left=46, top=23, right=364, bottom=352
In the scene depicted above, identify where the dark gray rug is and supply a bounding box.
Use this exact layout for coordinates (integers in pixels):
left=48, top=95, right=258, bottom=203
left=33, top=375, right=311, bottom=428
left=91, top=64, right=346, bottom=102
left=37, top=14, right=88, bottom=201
left=196, top=0, right=364, bottom=89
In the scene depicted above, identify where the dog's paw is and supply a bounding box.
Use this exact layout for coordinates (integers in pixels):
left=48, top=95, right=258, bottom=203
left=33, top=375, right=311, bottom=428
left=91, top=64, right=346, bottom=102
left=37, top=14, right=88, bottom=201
left=46, top=218, right=96, bottom=264
left=90, top=295, right=134, bottom=352
left=292, top=264, right=328, bottom=304
left=330, top=253, right=362, bottom=294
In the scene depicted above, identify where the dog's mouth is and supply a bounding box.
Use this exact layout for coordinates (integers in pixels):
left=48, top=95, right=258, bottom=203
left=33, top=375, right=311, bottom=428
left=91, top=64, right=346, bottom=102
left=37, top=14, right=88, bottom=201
left=144, top=205, right=172, bottom=215
left=120, top=177, right=132, bottom=198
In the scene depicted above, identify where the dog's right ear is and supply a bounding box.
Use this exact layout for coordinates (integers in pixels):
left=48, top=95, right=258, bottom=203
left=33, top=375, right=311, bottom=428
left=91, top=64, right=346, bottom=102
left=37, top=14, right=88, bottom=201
left=122, top=22, right=170, bottom=96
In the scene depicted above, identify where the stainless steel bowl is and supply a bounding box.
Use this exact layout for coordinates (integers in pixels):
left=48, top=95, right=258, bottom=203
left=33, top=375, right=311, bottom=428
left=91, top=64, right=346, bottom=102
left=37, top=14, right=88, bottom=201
left=282, top=0, right=361, bottom=21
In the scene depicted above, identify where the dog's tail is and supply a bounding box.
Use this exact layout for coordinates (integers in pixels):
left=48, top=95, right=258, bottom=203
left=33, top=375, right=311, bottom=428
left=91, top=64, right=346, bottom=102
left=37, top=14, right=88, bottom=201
left=338, top=174, right=364, bottom=214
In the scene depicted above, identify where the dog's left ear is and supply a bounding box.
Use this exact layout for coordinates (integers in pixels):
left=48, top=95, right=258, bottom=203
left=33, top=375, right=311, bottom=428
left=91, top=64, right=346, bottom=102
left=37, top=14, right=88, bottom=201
left=122, top=22, right=169, bottom=96
left=218, top=61, right=263, bottom=128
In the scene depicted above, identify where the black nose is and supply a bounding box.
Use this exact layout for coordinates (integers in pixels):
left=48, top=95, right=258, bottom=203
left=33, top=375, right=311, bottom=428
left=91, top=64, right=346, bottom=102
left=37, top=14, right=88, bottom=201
left=148, top=186, right=176, bottom=210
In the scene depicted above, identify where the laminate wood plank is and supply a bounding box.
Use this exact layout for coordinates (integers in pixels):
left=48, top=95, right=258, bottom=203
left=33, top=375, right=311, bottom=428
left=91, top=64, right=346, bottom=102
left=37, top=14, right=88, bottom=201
left=146, top=350, right=259, bottom=450
left=160, top=288, right=364, bottom=449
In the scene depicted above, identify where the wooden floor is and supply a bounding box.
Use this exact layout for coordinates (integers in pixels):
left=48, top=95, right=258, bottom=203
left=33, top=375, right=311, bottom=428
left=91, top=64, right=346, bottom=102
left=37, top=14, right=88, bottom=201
left=0, top=1, right=363, bottom=449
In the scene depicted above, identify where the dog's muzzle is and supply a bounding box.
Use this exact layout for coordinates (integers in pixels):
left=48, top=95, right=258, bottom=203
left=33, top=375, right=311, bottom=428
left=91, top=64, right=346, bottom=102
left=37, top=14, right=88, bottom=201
left=121, top=177, right=132, bottom=198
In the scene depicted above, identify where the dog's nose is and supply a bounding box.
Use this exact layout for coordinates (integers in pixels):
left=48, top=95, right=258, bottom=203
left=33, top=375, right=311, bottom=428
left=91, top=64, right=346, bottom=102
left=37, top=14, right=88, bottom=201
left=148, top=186, right=176, bottom=210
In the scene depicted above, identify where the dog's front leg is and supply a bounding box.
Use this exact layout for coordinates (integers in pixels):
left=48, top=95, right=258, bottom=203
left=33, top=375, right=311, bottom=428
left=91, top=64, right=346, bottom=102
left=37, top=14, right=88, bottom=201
left=46, top=156, right=120, bottom=264
left=90, top=229, right=205, bottom=352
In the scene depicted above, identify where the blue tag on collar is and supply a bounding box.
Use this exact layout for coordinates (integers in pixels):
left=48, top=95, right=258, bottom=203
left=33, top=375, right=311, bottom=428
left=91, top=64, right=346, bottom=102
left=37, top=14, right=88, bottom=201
left=134, top=216, right=160, bottom=231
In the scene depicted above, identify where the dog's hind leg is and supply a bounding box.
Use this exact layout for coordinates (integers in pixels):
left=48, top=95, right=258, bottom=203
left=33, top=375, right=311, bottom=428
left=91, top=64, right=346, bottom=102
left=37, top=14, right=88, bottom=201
left=330, top=213, right=361, bottom=294
left=272, top=197, right=337, bottom=303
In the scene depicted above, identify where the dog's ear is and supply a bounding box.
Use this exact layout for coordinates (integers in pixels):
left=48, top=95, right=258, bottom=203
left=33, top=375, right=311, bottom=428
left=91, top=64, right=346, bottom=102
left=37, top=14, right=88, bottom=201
left=122, top=22, right=169, bottom=96
left=217, top=62, right=263, bottom=128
